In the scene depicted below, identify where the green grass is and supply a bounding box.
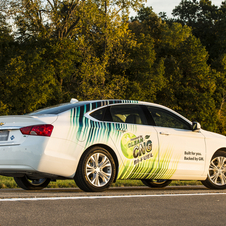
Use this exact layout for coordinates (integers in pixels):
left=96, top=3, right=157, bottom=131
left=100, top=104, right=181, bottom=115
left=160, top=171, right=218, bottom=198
left=0, top=175, right=202, bottom=189
left=0, top=176, right=18, bottom=189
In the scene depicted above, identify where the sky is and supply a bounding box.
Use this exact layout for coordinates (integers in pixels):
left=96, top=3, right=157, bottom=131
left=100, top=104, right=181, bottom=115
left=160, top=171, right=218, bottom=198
left=144, top=0, right=224, bottom=17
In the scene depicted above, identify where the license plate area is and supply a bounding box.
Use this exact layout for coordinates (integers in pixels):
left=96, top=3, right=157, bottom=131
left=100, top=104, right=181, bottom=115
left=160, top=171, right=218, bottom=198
left=0, top=130, right=9, bottom=141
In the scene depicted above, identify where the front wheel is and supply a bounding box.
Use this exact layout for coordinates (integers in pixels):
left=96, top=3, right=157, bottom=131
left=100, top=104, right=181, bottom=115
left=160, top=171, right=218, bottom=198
left=201, top=151, right=226, bottom=189
left=14, top=176, right=50, bottom=190
left=75, top=147, right=116, bottom=192
left=141, top=179, right=172, bottom=188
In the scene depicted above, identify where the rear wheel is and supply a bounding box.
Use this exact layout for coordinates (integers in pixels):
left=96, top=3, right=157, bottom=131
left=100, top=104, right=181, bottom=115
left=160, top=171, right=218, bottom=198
left=141, top=179, right=172, bottom=188
left=14, top=176, right=50, bottom=190
left=201, top=151, right=226, bottom=189
left=75, top=146, right=116, bottom=192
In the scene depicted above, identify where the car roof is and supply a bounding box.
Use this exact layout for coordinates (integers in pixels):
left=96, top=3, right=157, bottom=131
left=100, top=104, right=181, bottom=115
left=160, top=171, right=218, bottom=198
left=29, top=99, right=191, bottom=124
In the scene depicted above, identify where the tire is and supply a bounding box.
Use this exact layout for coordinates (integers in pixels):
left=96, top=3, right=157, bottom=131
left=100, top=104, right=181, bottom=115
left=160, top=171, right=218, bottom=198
left=75, top=146, right=116, bottom=192
left=141, top=179, right=172, bottom=188
left=201, top=151, right=226, bottom=189
left=14, top=176, right=50, bottom=190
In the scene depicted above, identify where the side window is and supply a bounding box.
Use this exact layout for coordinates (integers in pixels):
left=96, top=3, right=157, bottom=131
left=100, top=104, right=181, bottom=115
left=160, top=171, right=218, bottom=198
left=147, top=106, right=191, bottom=130
left=90, top=107, right=105, bottom=121
left=108, top=104, right=148, bottom=125
left=90, top=104, right=148, bottom=125
left=90, top=107, right=113, bottom=121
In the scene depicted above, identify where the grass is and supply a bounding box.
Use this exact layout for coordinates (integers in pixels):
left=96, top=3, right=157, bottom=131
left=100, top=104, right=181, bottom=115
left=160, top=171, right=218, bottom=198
left=0, top=175, right=202, bottom=189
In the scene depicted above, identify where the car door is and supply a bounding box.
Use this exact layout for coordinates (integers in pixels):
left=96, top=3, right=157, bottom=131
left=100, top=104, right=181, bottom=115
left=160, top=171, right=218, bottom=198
left=101, top=104, right=160, bottom=180
left=147, top=106, right=206, bottom=179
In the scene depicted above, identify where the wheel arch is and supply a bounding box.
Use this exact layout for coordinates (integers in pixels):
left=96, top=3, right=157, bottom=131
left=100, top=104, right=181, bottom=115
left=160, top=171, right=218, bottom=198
left=202, top=147, right=226, bottom=189
left=212, top=148, right=226, bottom=157
left=79, top=144, right=119, bottom=183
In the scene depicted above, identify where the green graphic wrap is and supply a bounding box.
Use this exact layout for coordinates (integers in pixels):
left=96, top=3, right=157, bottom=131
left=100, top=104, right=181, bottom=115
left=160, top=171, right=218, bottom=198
left=67, top=100, right=180, bottom=181
left=117, top=148, right=181, bottom=180
left=121, top=133, right=136, bottom=159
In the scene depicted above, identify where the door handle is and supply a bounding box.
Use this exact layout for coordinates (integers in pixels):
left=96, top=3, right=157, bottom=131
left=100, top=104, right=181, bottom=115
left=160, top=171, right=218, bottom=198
left=159, top=132, right=170, bottom=136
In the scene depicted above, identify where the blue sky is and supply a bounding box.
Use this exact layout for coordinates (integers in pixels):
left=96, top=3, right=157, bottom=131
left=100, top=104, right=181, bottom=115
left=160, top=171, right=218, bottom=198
left=144, top=0, right=223, bottom=17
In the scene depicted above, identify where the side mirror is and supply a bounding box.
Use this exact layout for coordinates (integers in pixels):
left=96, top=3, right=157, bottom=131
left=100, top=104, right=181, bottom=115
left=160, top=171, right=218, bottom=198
left=192, top=122, right=201, bottom=131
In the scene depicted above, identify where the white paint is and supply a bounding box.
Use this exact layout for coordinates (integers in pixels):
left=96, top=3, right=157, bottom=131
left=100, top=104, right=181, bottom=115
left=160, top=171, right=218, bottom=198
left=0, top=193, right=226, bottom=202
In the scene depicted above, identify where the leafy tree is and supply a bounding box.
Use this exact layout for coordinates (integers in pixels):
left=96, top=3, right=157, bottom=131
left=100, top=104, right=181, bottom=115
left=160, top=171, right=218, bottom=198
left=0, top=12, right=14, bottom=115
left=0, top=0, right=145, bottom=114
left=211, top=55, right=226, bottom=134
left=173, top=36, right=216, bottom=130
left=157, top=23, right=216, bottom=130
left=1, top=41, right=56, bottom=114
left=155, top=22, right=193, bottom=110
left=171, top=0, right=221, bottom=62
left=2, top=0, right=144, bottom=40
left=132, top=7, right=217, bottom=130
left=126, top=7, right=166, bottom=102
left=0, top=1, right=224, bottom=135
left=71, top=16, right=136, bottom=100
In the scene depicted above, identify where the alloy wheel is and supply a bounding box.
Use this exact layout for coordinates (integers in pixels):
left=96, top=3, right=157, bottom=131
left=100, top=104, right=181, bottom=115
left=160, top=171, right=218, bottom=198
left=85, top=153, right=112, bottom=187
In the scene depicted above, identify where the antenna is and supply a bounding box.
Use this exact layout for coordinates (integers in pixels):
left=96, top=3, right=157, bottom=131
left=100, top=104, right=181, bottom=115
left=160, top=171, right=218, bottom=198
left=70, top=98, right=79, bottom=104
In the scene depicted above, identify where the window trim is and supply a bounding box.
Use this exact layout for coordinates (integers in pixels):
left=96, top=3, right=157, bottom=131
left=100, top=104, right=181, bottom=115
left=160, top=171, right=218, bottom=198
left=141, top=105, right=156, bottom=126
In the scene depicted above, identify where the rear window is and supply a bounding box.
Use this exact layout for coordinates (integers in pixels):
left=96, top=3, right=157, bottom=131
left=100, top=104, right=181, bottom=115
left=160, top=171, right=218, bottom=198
left=29, top=102, right=88, bottom=115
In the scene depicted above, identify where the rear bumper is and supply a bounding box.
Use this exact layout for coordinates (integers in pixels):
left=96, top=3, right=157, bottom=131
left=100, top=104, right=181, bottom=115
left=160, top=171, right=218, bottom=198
left=0, top=167, right=68, bottom=179
left=0, top=136, right=48, bottom=177
left=0, top=136, right=84, bottom=178
left=0, top=165, right=36, bottom=177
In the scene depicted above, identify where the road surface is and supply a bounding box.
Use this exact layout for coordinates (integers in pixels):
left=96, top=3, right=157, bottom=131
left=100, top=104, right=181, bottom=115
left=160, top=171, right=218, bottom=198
left=0, top=186, right=225, bottom=225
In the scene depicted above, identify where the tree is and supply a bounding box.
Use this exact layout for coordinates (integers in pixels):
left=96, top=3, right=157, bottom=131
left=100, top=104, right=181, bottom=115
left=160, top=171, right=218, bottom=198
left=0, top=0, right=145, bottom=114
left=171, top=0, right=219, bottom=62
left=2, top=0, right=145, bottom=40
left=126, top=7, right=165, bottom=102
left=211, top=54, right=226, bottom=134
left=155, top=22, right=193, bottom=111
left=0, top=40, right=57, bottom=114
left=159, top=32, right=217, bottom=130
left=0, top=12, right=14, bottom=115
left=172, top=35, right=216, bottom=131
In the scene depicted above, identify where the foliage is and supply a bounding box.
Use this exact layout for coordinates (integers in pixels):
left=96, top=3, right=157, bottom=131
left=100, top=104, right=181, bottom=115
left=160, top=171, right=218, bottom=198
left=158, top=28, right=216, bottom=131
left=130, top=6, right=217, bottom=131
left=168, top=0, right=226, bottom=133
left=1, top=1, right=226, bottom=133
left=0, top=0, right=140, bottom=114
left=127, top=7, right=166, bottom=102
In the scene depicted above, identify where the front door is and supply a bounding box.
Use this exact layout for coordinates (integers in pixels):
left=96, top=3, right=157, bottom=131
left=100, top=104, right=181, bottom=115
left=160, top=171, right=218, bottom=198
left=147, top=106, right=206, bottom=180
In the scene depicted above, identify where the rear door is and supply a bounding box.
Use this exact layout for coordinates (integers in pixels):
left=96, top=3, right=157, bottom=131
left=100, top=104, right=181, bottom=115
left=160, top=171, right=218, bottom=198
left=101, top=104, right=160, bottom=179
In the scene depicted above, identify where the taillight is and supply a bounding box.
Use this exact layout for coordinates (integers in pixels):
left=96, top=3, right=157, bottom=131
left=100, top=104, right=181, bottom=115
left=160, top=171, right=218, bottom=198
left=20, top=124, right=54, bottom=137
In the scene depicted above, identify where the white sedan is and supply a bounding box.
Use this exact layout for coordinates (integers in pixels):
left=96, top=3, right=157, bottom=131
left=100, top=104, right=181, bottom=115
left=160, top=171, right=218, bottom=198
left=0, top=99, right=225, bottom=192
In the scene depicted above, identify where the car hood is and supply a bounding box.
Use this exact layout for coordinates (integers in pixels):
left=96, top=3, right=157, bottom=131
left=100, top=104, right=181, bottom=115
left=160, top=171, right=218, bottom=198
left=201, top=129, right=226, bottom=140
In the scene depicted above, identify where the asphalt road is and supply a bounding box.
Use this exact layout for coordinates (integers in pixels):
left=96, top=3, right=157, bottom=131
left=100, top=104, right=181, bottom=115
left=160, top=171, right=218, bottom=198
left=0, top=186, right=226, bottom=226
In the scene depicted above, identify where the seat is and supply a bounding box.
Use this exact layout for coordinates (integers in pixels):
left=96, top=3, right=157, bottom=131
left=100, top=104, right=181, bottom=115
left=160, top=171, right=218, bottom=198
left=112, top=115, right=124, bottom=123
left=125, top=114, right=142, bottom=124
